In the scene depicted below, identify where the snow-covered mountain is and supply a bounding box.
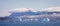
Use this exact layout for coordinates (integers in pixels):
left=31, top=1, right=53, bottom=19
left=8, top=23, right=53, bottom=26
left=7, top=7, right=60, bottom=18
left=0, top=7, right=60, bottom=22
left=9, top=10, right=37, bottom=17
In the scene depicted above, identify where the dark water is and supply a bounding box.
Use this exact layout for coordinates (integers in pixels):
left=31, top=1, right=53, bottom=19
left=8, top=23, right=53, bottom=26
left=0, top=22, right=60, bottom=26
left=20, top=21, right=60, bottom=26
left=0, top=20, right=60, bottom=26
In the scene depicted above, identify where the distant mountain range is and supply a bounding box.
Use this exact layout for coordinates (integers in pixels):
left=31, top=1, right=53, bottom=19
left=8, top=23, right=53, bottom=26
left=9, top=10, right=60, bottom=18
left=5, top=7, right=60, bottom=18
left=1, top=10, right=60, bottom=18
left=0, top=7, right=60, bottom=22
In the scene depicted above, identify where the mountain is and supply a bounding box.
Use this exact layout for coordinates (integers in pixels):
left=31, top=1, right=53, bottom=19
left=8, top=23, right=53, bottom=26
left=0, top=16, right=11, bottom=21
left=8, top=7, right=60, bottom=18
left=0, top=7, right=60, bottom=22
left=9, top=10, right=37, bottom=18
left=9, top=10, right=60, bottom=18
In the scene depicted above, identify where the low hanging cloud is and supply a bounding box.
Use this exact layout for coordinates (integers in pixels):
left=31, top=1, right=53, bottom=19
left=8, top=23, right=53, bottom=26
left=9, top=8, right=38, bottom=13
left=40, top=7, right=60, bottom=12
left=9, top=7, right=60, bottom=12
left=0, top=7, right=60, bottom=17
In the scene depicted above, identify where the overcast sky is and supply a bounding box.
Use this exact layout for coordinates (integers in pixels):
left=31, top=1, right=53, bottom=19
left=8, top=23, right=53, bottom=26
left=0, top=0, right=60, bottom=17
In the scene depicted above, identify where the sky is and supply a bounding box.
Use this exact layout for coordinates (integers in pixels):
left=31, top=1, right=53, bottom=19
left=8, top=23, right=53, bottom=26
left=0, top=0, right=60, bottom=17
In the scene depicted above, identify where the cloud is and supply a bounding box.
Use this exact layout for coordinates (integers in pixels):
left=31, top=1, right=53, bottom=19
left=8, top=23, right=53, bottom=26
left=1, top=7, right=60, bottom=17
left=0, top=8, right=38, bottom=17
left=9, top=8, right=38, bottom=12
left=9, top=8, right=29, bottom=12
left=40, top=7, right=60, bottom=12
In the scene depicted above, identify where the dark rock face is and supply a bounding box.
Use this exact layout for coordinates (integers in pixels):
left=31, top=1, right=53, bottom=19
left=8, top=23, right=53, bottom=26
left=0, top=16, right=12, bottom=21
